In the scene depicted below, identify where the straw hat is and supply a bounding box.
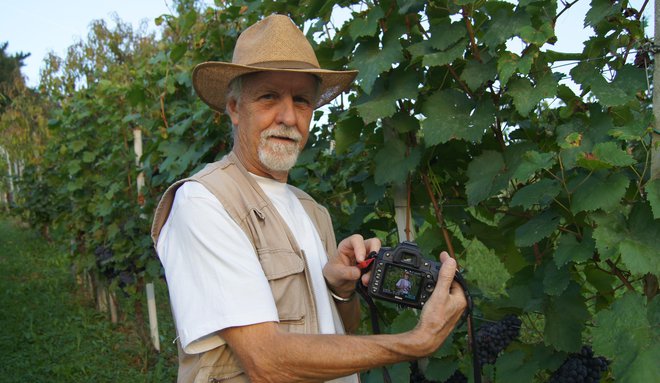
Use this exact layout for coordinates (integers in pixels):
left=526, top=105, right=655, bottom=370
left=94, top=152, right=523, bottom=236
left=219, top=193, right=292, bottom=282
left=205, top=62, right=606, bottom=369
left=192, top=14, right=358, bottom=112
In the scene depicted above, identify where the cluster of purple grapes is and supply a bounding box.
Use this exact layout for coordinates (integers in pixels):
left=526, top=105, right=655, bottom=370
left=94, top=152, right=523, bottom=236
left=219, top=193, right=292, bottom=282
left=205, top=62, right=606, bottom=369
left=475, top=314, right=522, bottom=365
left=548, top=346, right=609, bottom=383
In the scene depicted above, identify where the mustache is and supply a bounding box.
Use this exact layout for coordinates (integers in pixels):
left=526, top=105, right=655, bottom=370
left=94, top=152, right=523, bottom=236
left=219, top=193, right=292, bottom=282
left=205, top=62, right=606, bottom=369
left=261, top=125, right=302, bottom=143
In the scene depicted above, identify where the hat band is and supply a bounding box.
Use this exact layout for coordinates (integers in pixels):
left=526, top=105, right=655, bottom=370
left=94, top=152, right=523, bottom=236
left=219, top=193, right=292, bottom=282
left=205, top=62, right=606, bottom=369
left=240, top=60, right=320, bottom=70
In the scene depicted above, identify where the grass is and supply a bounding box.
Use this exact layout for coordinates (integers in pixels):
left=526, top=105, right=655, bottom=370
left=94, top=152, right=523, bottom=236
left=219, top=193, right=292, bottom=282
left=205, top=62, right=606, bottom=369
left=0, top=216, right=178, bottom=382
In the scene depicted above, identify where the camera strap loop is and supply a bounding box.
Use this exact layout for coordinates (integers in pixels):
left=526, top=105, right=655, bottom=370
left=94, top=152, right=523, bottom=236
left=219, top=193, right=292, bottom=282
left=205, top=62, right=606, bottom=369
left=356, top=284, right=392, bottom=383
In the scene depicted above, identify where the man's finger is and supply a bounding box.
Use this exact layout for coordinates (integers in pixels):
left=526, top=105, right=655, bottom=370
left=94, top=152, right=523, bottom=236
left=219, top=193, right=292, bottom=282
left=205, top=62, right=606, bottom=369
left=436, top=251, right=457, bottom=292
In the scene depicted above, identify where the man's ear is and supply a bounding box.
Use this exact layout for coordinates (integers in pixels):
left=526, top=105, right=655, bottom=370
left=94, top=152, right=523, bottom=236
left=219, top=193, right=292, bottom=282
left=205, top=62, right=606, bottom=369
left=226, top=99, right=239, bottom=127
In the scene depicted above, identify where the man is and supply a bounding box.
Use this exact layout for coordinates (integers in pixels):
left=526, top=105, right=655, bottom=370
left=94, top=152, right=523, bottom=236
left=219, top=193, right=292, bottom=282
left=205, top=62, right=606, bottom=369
left=396, top=272, right=413, bottom=297
left=151, top=14, right=467, bottom=383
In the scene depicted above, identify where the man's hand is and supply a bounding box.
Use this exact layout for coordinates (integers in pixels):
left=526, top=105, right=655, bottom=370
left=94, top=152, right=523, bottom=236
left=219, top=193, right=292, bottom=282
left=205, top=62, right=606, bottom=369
left=412, top=251, right=468, bottom=356
left=323, top=234, right=381, bottom=298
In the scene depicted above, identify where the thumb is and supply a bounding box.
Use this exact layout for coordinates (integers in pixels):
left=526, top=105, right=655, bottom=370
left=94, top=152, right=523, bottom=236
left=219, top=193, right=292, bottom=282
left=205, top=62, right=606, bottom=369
left=437, top=251, right=457, bottom=291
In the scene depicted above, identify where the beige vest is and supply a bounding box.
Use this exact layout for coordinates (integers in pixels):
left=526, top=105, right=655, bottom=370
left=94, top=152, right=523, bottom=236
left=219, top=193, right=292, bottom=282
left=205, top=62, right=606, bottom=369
left=152, top=152, right=358, bottom=383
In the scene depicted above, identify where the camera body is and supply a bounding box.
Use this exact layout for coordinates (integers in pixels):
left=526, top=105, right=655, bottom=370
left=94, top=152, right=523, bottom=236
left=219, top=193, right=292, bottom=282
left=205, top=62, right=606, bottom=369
left=366, top=241, right=440, bottom=309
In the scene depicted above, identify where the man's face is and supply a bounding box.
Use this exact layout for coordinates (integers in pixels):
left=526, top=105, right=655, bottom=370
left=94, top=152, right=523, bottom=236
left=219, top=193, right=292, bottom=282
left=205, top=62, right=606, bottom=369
left=227, top=71, right=318, bottom=182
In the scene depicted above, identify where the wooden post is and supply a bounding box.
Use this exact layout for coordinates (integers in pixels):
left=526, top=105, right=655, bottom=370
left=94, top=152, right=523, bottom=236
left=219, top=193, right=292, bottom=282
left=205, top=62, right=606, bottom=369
left=135, top=127, right=160, bottom=350
left=133, top=128, right=145, bottom=205
left=393, top=183, right=415, bottom=242
left=146, top=282, right=161, bottom=352
left=1, top=147, right=14, bottom=205
left=384, top=125, right=416, bottom=242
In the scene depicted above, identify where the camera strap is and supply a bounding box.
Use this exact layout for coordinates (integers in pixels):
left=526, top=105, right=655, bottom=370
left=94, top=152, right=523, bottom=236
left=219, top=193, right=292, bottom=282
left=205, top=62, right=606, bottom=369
left=355, top=269, right=482, bottom=383
left=355, top=285, right=392, bottom=383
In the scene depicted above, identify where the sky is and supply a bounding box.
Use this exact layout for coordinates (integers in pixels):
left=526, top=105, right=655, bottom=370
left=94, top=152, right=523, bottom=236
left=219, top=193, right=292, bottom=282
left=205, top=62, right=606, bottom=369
left=0, top=0, right=177, bottom=87
left=0, top=0, right=654, bottom=89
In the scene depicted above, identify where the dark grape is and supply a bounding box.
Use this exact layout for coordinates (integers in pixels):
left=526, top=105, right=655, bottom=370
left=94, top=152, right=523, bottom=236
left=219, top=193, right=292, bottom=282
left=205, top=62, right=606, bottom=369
left=475, top=314, right=522, bottom=365
left=548, top=346, right=609, bottom=383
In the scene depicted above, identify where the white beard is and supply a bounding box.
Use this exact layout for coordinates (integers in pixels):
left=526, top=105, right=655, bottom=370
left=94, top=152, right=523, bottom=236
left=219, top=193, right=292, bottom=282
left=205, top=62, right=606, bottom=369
left=258, top=125, right=303, bottom=172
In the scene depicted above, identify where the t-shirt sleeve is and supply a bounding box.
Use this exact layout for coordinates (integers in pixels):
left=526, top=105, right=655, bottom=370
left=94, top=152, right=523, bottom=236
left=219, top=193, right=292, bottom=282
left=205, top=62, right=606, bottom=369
left=156, top=181, right=278, bottom=354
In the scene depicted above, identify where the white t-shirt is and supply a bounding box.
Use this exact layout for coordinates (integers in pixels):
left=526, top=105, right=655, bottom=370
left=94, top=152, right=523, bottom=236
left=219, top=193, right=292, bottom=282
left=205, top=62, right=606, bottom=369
left=157, top=176, right=337, bottom=354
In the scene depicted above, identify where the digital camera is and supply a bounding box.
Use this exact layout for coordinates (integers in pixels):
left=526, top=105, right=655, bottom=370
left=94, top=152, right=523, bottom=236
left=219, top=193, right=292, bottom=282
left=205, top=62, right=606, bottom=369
left=365, top=241, right=441, bottom=309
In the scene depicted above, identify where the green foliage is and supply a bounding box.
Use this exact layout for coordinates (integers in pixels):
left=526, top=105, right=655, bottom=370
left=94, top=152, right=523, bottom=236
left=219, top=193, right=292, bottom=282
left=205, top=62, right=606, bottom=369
left=0, top=217, right=177, bottom=382
left=8, top=0, right=658, bottom=381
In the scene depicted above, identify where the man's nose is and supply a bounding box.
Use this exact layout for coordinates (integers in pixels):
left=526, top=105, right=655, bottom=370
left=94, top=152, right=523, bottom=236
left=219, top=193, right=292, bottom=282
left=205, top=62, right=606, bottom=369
left=276, top=96, right=297, bottom=127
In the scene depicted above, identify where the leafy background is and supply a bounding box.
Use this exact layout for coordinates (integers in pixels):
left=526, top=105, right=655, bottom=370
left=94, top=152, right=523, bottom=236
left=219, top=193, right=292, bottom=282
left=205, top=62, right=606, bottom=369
left=1, top=0, right=658, bottom=381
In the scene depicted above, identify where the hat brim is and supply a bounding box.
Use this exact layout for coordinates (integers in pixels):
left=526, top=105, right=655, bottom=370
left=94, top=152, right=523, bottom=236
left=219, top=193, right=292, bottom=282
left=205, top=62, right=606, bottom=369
left=192, top=62, right=358, bottom=112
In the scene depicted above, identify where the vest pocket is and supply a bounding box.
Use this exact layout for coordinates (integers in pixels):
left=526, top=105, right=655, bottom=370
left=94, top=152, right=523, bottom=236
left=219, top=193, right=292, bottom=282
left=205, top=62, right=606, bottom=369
left=257, top=248, right=306, bottom=323
left=194, top=347, right=247, bottom=383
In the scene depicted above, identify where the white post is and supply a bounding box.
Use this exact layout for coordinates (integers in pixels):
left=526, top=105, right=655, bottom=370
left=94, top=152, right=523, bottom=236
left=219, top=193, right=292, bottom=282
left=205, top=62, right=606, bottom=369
left=133, top=128, right=145, bottom=204
left=133, top=127, right=160, bottom=349
left=146, top=282, right=161, bottom=352
left=384, top=125, right=415, bottom=242
left=393, top=184, right=415, bottom=242
left=1, top=147, right=14, bottom=201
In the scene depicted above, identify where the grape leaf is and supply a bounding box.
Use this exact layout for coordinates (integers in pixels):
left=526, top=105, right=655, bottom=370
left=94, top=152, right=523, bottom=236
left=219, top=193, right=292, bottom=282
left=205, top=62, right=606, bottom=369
left=421, top=89, right=495, bottom=146
left=619, top=203, right=660, bottom=276
left=390, top=309, right=418, bottom=333
left=592, top=211, right=626, bottom=261
left=646, top=179, right=660, bottom=219
left=423, top=38, right=468, bottom=67
left=464, top=238, right=511, bottom=298
left=543, top=261, right=570, bottom=296
left=592, top=293, right=660, bottom=382
left=570, top=171, right=629, bottom=213
left=519, top=23, right=555, bottom=46
left=481, top=5, right=528, bottom=49
left=334, top=115, right=363, bottom=154
left=554, top=231, right=595, bottom=267
left=373, top=138, right=421, bottom=185
left=576, top=141, right=635, bottom=170
left=425, top=358, right=460, bottom=382
left=511, top=179, right=562, bottom=209
left=504, top=266, right=545, bottom=311
left=515, top=210, right=561, bottom=247
left=460, top=58, right=497, bottom=91
left=571, top=63, right=645, bottom=107
left=465, top=151, right=506, bottom=206
left=497, top=53, right=520, bottom=86
left=585, top=0, right=620, bottom=27
left=354, top=70, right=419, bottom=124
left=495, top=350, right=539, bottom=383
left=511, top=151, right=556, bottom=182
left=592, top=205, right=660, bottom=276
left=508, top=73, right=557, bottom=116
left=427, top=21, right=467, bottom=51
left=351, top=32, right=404, bottom=95
left=544, top=282, right=589, bottom=352
left=348, top=6, right=384, bottom=39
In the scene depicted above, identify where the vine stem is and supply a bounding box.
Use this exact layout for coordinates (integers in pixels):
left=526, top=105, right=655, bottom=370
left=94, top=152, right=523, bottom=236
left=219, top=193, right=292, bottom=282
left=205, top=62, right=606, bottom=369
left=421, top=172, right=456, bottom=259
left=555, top=0, right=580, bottom=23
left=622, top=0, right=650, bottom=64
left=447, top=64, right=473, bottom=98
left=461, top=6, right=481, bottom=62
left=606, top=259, right=635, bottom=291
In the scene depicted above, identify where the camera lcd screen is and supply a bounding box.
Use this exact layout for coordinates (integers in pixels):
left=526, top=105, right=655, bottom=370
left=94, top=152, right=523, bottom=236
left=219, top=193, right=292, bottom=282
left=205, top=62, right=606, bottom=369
left=379, top=264, right=424, bottom=303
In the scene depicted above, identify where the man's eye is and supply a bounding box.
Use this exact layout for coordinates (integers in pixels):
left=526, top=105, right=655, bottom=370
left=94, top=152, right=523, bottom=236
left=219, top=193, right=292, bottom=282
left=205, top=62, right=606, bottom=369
left=294, top=96, right=311, bottom=105
left=260, top=93, right=276, bottom=100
